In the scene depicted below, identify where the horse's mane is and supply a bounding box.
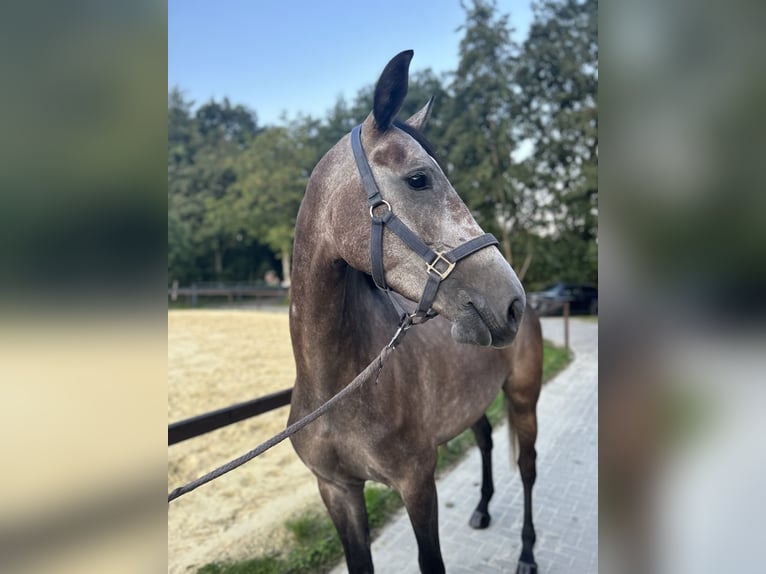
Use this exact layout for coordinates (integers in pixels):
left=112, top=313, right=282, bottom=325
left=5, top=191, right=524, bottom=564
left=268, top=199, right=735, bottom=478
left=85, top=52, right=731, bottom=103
left=393, top=119, right=444, bottom=172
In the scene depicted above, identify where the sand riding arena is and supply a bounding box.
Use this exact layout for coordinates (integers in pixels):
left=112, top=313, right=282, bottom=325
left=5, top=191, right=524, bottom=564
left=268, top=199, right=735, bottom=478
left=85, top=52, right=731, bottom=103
left=168, top=309, right=322, bottom=574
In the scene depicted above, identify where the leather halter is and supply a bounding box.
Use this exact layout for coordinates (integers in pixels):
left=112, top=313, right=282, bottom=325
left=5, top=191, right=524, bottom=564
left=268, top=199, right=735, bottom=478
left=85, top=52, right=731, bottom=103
left=350, top=124, right=499, bottom=332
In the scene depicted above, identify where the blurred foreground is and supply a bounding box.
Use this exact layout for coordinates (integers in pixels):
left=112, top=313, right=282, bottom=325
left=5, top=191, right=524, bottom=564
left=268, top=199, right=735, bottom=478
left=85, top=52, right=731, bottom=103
left=0, top=319, right=166, bottom=574
left=0, top=2, right=167, bottom=573
left=601, top=0, right=766, bottom=572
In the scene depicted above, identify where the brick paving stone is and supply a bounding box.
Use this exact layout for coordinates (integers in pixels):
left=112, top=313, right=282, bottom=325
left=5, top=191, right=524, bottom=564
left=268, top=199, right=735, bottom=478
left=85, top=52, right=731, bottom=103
left=330, top=318, right=597, bottom=573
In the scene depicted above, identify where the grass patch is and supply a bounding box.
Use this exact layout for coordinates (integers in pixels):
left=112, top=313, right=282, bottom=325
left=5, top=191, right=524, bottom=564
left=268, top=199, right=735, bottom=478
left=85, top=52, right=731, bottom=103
left=198, top=555, right=282, bottom=574
left=196, top=339, right=570, bottom=574
left=197, top=486, right=402, bottom=574
left=541, top=338, right=573, bottom=384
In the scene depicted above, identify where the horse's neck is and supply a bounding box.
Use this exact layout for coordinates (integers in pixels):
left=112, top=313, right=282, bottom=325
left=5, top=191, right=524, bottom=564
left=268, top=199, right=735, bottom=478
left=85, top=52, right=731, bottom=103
left=290, top=229, right=391, bottom=390
left=290, top=246, right=341, bottom=357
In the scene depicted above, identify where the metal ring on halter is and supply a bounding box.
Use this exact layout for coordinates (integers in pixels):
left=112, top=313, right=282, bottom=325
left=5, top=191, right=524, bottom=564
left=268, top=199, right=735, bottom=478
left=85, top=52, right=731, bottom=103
left=369, top=200, right=392, bottom=219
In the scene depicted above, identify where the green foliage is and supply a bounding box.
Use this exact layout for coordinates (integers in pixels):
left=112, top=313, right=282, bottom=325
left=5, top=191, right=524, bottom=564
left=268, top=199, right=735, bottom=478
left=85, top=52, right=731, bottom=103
left=233, top=126, right=308, bottom=258
left=168, top=89, right=255, bottom=281
left=168, top=0, right=598, bottom=289
left=196, top=97, right=259, bottom=146
left=197, top=555, right=282, bottom=574
left=515, top=0, right=598, bottom=283
left=364, top=484, right=403, bottom=529
left=168, top=87, right=201, bottom=167
left=168, top=208, right=195, bottom=284
left=285, top=512, right=334, bottom=544
left=442, top=0, right=523, bottom=262
left=541, top=337, right=574, bottom=382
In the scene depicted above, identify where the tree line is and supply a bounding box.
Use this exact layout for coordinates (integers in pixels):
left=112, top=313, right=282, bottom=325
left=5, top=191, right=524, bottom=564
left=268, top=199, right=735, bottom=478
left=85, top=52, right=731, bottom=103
left=168, top=0, right=597, bottom=290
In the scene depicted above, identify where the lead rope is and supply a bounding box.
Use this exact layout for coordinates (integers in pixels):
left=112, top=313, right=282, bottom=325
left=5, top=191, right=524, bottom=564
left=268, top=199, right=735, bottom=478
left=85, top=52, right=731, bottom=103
left=168, top=327, right=409, bottom=503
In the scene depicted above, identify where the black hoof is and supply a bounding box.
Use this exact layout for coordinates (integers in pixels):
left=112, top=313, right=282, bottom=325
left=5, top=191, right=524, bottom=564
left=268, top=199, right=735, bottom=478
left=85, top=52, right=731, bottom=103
left=469, top=509, right=491, bottom=529
left=516, top=560, right=538, bottom=574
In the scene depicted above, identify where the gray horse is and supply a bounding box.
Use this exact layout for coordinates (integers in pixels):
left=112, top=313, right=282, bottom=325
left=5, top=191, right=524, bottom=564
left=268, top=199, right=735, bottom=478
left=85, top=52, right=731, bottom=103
left=288, top=50, right=542, bottom=574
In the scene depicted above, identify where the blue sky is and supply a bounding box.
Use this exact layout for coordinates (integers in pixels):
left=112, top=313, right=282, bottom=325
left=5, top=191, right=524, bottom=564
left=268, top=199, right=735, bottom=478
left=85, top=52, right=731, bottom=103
left=169, top=0, right=534, bottom=125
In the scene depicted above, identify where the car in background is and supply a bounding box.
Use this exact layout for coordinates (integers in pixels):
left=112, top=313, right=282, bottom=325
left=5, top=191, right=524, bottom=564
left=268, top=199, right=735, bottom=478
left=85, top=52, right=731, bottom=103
left=526, top=282, right=598, bottom=316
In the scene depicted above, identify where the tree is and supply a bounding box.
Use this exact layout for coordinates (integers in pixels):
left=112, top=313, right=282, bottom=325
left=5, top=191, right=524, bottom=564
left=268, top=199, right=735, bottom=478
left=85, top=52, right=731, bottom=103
left=168, top=87, right=200, bottom=167
left=168, top=92, right=259, bottom=281
left=195, top=97, right=259, bottom=146
left=166, top=2, right=598, bottom=287
left=401, top=69, right=451, bottom=141
left=168, top=208, right=195, bottom=284
left=233, top=126, right=308, bottom=285
left=168, top=88, right=203, bottom=283
left=515, top=0, right=598, bottom=282
left=442, top=0, right=528, bottom=264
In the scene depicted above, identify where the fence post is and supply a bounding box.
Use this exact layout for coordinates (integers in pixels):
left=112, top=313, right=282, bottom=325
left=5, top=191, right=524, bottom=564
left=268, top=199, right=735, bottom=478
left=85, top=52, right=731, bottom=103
left=191, top=283, right=198, bottom=307
left=563, top=300, right=570, bottom=351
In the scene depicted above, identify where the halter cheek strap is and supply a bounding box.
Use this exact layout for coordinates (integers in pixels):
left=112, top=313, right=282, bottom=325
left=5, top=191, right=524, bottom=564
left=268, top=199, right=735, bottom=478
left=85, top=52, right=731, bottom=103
left=350, top=124, right=499, bottom=325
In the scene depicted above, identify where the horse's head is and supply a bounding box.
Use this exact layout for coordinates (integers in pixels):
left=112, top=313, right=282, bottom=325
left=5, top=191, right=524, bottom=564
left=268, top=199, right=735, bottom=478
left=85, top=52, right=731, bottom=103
left=316, top=50, right=525, bottom=348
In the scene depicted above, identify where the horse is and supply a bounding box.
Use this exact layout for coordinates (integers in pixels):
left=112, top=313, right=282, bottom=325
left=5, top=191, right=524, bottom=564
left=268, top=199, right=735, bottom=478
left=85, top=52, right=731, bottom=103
left=288, top=50, right=543, bottom=574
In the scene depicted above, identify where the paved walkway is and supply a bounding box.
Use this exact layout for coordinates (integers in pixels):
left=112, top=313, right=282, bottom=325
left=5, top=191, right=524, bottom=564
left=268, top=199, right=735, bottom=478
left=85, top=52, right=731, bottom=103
left=330, top=317, right=598, bottom=573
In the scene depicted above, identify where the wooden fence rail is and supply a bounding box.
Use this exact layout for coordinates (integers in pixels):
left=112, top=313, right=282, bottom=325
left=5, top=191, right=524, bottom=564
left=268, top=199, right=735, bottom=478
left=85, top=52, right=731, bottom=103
left=168, top=284, right=289, bottom=306
left=168, top=388, right=292, bottom=445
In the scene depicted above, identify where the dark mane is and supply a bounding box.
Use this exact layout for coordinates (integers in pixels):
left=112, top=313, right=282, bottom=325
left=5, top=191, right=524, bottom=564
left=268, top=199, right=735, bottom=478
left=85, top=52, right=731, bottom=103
left=393, top=119, right=444, bottom=171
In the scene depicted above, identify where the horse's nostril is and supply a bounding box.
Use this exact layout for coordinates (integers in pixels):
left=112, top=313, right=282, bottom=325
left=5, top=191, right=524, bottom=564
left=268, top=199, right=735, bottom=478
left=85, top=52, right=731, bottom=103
left=509, top=297, right=524, bottom=326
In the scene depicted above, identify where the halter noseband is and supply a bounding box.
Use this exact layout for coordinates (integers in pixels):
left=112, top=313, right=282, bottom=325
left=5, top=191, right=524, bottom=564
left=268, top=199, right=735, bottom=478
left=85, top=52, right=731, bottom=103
left=350, top=124, right=499, bottom=333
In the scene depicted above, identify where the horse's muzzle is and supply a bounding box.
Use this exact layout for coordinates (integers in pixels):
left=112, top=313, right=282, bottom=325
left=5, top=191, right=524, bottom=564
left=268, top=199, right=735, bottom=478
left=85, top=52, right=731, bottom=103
left=449, top=290, right=525, bottom=348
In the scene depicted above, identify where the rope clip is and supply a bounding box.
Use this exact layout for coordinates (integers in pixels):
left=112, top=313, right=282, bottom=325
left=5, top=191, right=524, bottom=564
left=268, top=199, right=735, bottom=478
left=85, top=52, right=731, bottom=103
left=387, top=315, right=414, bottom=350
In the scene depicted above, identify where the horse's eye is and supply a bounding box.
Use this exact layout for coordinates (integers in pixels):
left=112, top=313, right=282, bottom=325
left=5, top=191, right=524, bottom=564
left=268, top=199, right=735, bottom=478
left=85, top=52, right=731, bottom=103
left=406, top=172, right=429, bottom=190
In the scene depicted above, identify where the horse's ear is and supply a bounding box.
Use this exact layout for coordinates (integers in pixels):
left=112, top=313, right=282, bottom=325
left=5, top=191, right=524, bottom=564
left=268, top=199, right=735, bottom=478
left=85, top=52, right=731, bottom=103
left=373, top=50, right=413, bottom=132
left=404, top=97, right=434, bottom=132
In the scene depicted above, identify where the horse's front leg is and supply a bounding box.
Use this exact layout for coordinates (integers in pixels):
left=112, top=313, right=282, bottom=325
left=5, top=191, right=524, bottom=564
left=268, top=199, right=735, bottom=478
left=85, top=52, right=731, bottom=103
left=399, top=457, right=445, bottom=574
left=317, top=478, right=373, bottom=574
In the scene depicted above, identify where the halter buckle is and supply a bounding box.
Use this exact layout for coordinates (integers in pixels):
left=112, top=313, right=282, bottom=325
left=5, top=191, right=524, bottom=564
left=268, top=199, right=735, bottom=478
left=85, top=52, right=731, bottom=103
left=426, top=251, right=455, bottom=280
